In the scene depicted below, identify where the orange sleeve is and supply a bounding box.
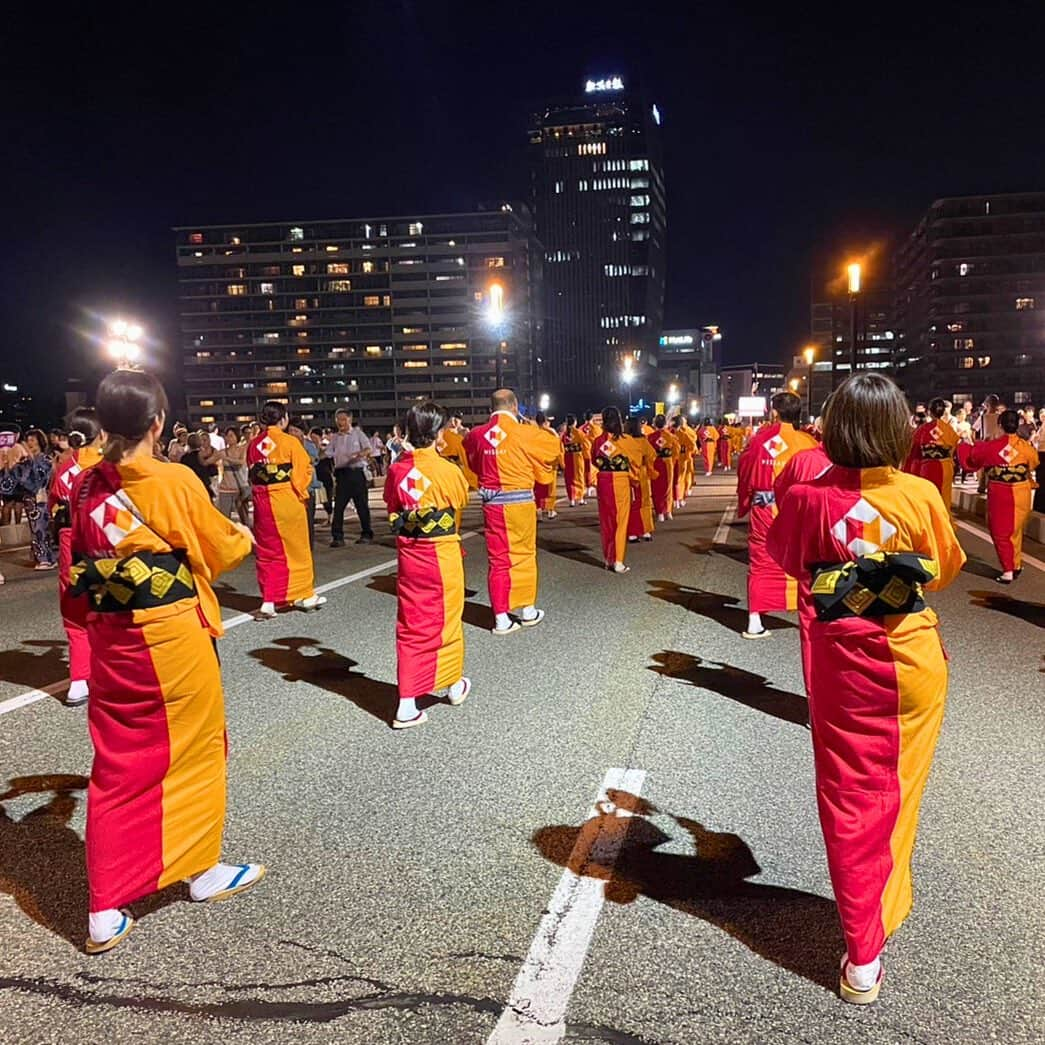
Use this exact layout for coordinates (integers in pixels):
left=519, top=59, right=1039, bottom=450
left=289, top=436, right=314, bottom=501
left=163, top=470, right=252, bottom=582
left=917, top=484, right=966, bottom=590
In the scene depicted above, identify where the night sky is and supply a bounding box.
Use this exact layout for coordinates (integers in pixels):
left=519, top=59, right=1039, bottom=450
left=4, top=2, right=1044, bottom=417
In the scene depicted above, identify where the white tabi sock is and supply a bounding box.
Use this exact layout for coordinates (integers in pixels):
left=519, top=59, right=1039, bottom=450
left=396, top=697, right=419, bottom=722
left=88, top=908, right=125, bottom=943
left=68, top=680, right=89, bottom=703
left=845, top=956, right=882, bottom=991
left=519, top=605, right=539, bottom=622
left=494, top=612, right=513, bottom=631
left=260, top=601, right=275, bottom=615
left=189, top=862, right=261, bottom=901
left=747, top=612, right=763, bottom=634
left=448, top=679, right=467, bottom=701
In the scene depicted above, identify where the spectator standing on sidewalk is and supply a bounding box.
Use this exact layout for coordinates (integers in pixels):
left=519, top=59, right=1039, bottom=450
left=370, top=431, right=386, bottom=477
left=326, top=410, right=374, bottom=547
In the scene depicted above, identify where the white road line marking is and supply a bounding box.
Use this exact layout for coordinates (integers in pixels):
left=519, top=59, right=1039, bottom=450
left=488, top=766, right=647, bottom=1045
left=0, top=533, right=479, bottom=719
left=953, top=518, right=1045, bottom=572
left=713, top=500, right=737, bottom=545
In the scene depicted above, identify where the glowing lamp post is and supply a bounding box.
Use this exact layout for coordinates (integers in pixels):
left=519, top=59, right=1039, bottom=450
left=107, top=319, right=144, bottom=368
left=538, top=393, right=550, bottom=413
left=803, top=345, right=816, bottom=419
left=486, top=282, right=507, bottom=387
left=622, top=358, right=635, bottom=409
left=847, top=262, right=861, bottom=376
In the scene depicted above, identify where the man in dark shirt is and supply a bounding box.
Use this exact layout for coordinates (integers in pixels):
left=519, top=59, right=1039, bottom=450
left=179, top=433, right=218, bottom=498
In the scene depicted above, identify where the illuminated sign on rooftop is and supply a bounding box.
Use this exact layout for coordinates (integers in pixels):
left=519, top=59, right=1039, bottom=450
left=652, top=104, right=661, bottom=125
left=585, top=76, right=624, bottom=93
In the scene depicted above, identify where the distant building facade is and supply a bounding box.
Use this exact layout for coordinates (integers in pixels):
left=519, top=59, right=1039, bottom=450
left=530, top=75, right=666, bottom=406
left=720, top=362, right=786, bottom=417
left=811, top=284, right=896, bottom=388
left=894, top=192, right=1045, bottom=408
left=174, top=209, right=542, bottom=430
left=657, top=327, right=722, bottom=418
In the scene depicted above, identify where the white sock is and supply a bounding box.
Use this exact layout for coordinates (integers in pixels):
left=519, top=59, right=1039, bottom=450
left=260, top=601, right=275, bottom=615
left=396, top=697, right=418, bottom=721
left=747, top=612, right=763, bottom=634
left=520, top=605, right=538, bottom=622
left=189, top=862, right=258, bottom=902
left=68, top=680, right=89, bottom=702
left=448, top=679, right=467, bottom=701
left=89, top=908, right=125, bottom=942
left=495, top=612, right=513, bottom=631
left=1000, top=571, right=1014, bottom=580
left=846, top=957, right=882, bottom=991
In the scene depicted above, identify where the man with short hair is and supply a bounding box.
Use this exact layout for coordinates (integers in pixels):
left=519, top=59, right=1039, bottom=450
left=735, top=391, right=819, bottom=639
left=464, top=389, right=560, bottom=634
left=326, top=409, right=374, bottom=546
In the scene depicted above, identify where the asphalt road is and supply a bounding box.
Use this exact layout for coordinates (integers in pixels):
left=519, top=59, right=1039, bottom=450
left=0, top=474, right=1042, bottom=1045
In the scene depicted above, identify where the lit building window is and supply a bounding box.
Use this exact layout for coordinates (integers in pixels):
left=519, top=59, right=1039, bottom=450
left=260, top=282, right=274, bottom=295
left=379, top=224, right=388, bottom=237
left=409, top=222, right=424, bottom=236
left=577, top=142, right=606, bottom=156
left=403, top=326, right=424, bottom=334
left=977, top=355, right=991, bottom=367
left=199, top=400, right=214, bottom=407
left=383, top=294, right=392, bottom=306
left=630, top=194, right=650, bottom=207
left=629, top=159, right=649, bottom=171
left=486, top=257, right=505, bottom=268
left=1016, top=297, right=1035, bottom=310
left=200, top=416, right=215, bottom=424
left=227, top=284, right=247, bottom=296
left=364, top=295, right=381, bottom=306
left=443, top=360, right=467, bottom=367
left=631, top=230, right=649, bottom=241
left=289, top=227, right=304, bottom=241
left=402, top=344, right=428, bottom=352
left=402, top=360, right=428, bottom=369
left=953, top=338, right=974, bottom=349
left=960, top=357, right=974, bottom=369
left=292, top=264, right=305, bottom=276
left=554, top=180, right=564, bottom=194
left=229, top=236, right=241, bottom=246
left=958, top=262, right=971, bottom=276
left=362, top=261, right=375, bottom=273
left=189, top=232, right=204, bottom=244
left=327, top=262, right=350, bottom=274
left=328, top=280, right=352, bottom=291
left=325, top=245, right=339, bottom=252
left=262, top=332, right=280, bottom=341
left=579, top=180, right=589, bottom=191
left=365, top=346, right=382, bottom=355
left=440, top=342, right=467, bottom=350
left=630, top=212, right=650, bottom=224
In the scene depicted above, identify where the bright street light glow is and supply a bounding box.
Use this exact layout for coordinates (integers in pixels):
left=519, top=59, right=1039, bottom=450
left=125, top=323, right=143, bottom=342
left=803, top=346, right=816, bottom=366
left=790, top=378, right=801, bottom=392
left=110, top=319, right=128, bottom=336
left=689, top=400, right=699, bottom=416
left=668, top=384, right=679, bottom=403
left=539, top=394, right=550, bottom=411
left=848, top=262, right=862, bottom=294
left=486, top=282, right=505, bottom=326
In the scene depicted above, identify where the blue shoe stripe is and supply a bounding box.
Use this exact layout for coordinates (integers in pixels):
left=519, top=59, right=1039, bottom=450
left=116, top=914, right=128, bottom=936
left=227, top=864, right=252, bottom=889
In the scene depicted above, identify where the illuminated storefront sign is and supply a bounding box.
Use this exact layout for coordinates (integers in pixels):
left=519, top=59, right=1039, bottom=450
left=585, top=76, right=624, bottom=93
left=659, top=335, right=694, bottom=346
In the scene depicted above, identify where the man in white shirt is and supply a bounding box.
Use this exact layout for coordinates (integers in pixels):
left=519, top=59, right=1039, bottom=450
left=325, top=410, right=373, bottom=546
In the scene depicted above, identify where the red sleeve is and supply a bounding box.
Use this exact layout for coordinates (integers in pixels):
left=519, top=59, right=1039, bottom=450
left=766, top=483, right=814, bottom=579
left=383, top=465, right=399, bottom=515
left=736, top=444, right=756, bottom=518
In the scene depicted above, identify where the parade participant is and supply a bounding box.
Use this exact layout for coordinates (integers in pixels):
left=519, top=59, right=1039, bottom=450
left=580, top=410, right=602, bottom=496
left=767, top=373, right=964, bottom=1004
left=561, top=414, right=589, bottom=507
left=533, top=411, right=563, bottom=519
left=591, top=407, right=641, bottom=573
left=49, top=408, right=104, bottom=707
left=959, top=409, right=1040, bottom=583
left=383, top=401, right=471, bottom=729
left=647, top=414, right=677, bottom=522
left=907, top=398, right=960, bottom=505
left=717, top=420, right=733, bottom=471
left=698, top=419, right=719, bottom=476
left=671, top=416, right=697, bottom=509
left=624, top=416, right=656, bottom=542
left=730, top=422, right=746, bottom=461
left=248, top=401, right=325, bottom=619
left=68, top=369, right=264, bottom=953
left=17, top=429, right=58, bottom=570
left=326, top=409, right=374, bottom=547
left=735, top=391, right=819, bottom=638
left=463, top=389, right=560, bottom=634
left=437, top=413, right=478, bottom=490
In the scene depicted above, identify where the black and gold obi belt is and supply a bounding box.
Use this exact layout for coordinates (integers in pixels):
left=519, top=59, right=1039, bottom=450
left=595, top=454, right=631, bottom=472
left=987, top=463, right=1030, bottom=484
left=250, top=461, right=293, bottom=485
left=810, top=552, right=938, bottom=621
left=69, top=550, right=196, bottom=612
left=920, top=444, right=952, bottom=460
left=389, top=507, right=458, bottom=538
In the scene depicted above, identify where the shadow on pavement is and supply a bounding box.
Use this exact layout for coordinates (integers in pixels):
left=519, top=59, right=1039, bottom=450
left=968, top=590, right=1044, bottom=629
left=0, top=640, right=69, bottom=691
left=533, top=789, right=841, bottom=990
left=537, top=537, right=606, bottom=570
left=649, top=650, right=809, bottom=728
left=961, top=558, right=1001, bottom=579
left=0, top=774, right=186, bottom=950
left=647, top=581, right=795, bottom=634
left=212, top=582, right=260, bottom=614
left=247, top=637, right=399, bottom=722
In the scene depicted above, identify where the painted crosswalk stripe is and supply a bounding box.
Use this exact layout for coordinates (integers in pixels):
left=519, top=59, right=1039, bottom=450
left=488, top=766, right=647, bottom=1045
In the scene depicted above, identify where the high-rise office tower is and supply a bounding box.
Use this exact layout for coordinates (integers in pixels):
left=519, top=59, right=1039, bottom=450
left=530, top=75, right=666, bottom=406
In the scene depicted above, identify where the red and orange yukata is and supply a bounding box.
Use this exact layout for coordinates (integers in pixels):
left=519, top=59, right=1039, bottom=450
left=736, top=422, right=819, bottom=612
left=768, top=466, right=964, bottom=966
left=49, top=445, right=103, bottom=684
left=437, top=427, right=478, bottom=490
left=627, top=434, right=657, bottom=539
left=247, top=426, right=315, bottom=604
left=463, top=412, right=560, bottom=616
left=698, top=425, right=718, bottom=474
left=591, top=431, right=643, bottom=565
left=673, top=424, right=697, bottom=503
left=384, top=446, right=469, bottom=699
left=562, top=426, right=590, bottom=504
left=534, top=434, right=565, bottom=513
left=906, top=420, right=959, bottom=506
left=580, top=421, right=602, bottom=490
left=717, top=425, right=733, bottom=469
left=68, top=456, right=251, bottom=912
left=647, top=426, right=678, bottom=519
left=960, top=434, right=1040, bottom=573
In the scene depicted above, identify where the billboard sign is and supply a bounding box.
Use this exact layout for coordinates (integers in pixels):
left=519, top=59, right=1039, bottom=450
left=738, top=396, right=767, bottom=416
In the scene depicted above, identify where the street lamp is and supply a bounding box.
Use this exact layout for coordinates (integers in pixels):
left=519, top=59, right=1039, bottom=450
left=688, top=399, right=699, bottom=418
left=485, top=281, right=507, bottom=387
left=802, top=345, right=816, bottom=420
left=538, top=393, right=550, bottom=412
left=107, top=318, right=144, bottom=368
left=847, top=262, right=861, bottom=376
left=621, top=357, right=635, bottom=410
